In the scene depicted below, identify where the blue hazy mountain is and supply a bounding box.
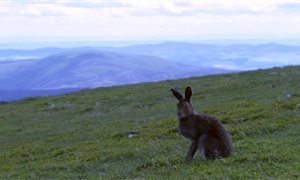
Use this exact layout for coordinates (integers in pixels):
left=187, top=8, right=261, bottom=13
left=2, top=42, right=300, bottom=70
left=1, top=42, right=300, bottom=101
left=0, top=50, right=229, bottom=90
left=0, top=88, right=82, bottom=102
left=98, top=42, right=300, bottom=70
left=0, top=47, right=66, bottom=60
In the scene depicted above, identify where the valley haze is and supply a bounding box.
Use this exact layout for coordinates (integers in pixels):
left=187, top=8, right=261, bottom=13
left=1, top=41, right=300, bottom=101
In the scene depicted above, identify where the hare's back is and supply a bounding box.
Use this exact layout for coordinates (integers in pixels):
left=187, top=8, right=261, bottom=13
left=196, top=113, right=233, bottom=153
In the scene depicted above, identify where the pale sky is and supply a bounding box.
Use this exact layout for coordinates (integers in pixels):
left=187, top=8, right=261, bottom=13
left=1, top=0, right=300, bottom=41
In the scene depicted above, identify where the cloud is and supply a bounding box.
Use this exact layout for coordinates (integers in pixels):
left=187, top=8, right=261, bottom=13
left=2, top=0, right=300, bottom=18
left=0, top=1, right=94, bottom=17
left=277, top=2, right=300, bottom=12
left=0, top=0, right=300, bottom=40
left=119, top=0, right=300, bottom=17
left=19, top=4, right=65, bottom=17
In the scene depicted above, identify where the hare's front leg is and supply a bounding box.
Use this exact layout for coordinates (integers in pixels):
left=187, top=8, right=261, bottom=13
left=186, top=141, right=198, bottom=161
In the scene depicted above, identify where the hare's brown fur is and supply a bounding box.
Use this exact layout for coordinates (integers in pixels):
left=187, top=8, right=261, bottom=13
left=171, top=87, right=233, bottom=160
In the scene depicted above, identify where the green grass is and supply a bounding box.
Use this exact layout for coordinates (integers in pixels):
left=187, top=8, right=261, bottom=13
left=1, top=66, right=300, bottom=179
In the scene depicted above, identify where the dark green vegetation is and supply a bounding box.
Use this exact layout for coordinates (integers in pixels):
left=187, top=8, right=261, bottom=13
left=1, top=66, right=300, bottom=179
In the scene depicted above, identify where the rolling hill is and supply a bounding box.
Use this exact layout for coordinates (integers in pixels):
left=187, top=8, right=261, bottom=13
left=0, top=50, right=228, bottom=90
left=0, top=65, right=299, bottom=179
left=0, top=47, right=66, bottom=60
left=1, top=42, right=300, bottom=101
left=100, top=42, right=300, bottom=70
left=0, top=89, right=82, bottom=102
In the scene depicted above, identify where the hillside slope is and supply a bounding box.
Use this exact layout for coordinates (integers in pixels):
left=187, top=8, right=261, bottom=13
left=0, top=66, right=299, bottom=179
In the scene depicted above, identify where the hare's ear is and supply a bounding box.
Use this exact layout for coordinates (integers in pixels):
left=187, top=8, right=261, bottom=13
left=171, top=88, right=183, bottom=101
left=185, top=86, right=192, bottom=101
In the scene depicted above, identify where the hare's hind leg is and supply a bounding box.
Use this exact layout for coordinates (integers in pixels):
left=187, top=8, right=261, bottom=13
left=198, top=135, right=223, bottom=159
left=198, top=135, right=207, bottom=159
left=186, top=141, right=198, bottom=161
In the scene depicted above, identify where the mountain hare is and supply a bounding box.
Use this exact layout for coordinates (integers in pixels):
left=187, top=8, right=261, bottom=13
left=171, top=87, right=233, bottom=160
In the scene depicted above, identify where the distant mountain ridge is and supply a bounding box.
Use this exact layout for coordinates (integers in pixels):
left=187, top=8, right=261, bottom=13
left=0, top=88, right=82, bottom=102
left=98, top=42, right=300, bottom=69
left=0, top=47, right=66, bottom=60
left=1, top=41, right=300, bottom=101
left=0, top=50, right=229, bottom=90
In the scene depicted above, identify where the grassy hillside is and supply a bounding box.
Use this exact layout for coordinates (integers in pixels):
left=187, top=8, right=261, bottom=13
left=1, top=66, right=300, bottom=179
